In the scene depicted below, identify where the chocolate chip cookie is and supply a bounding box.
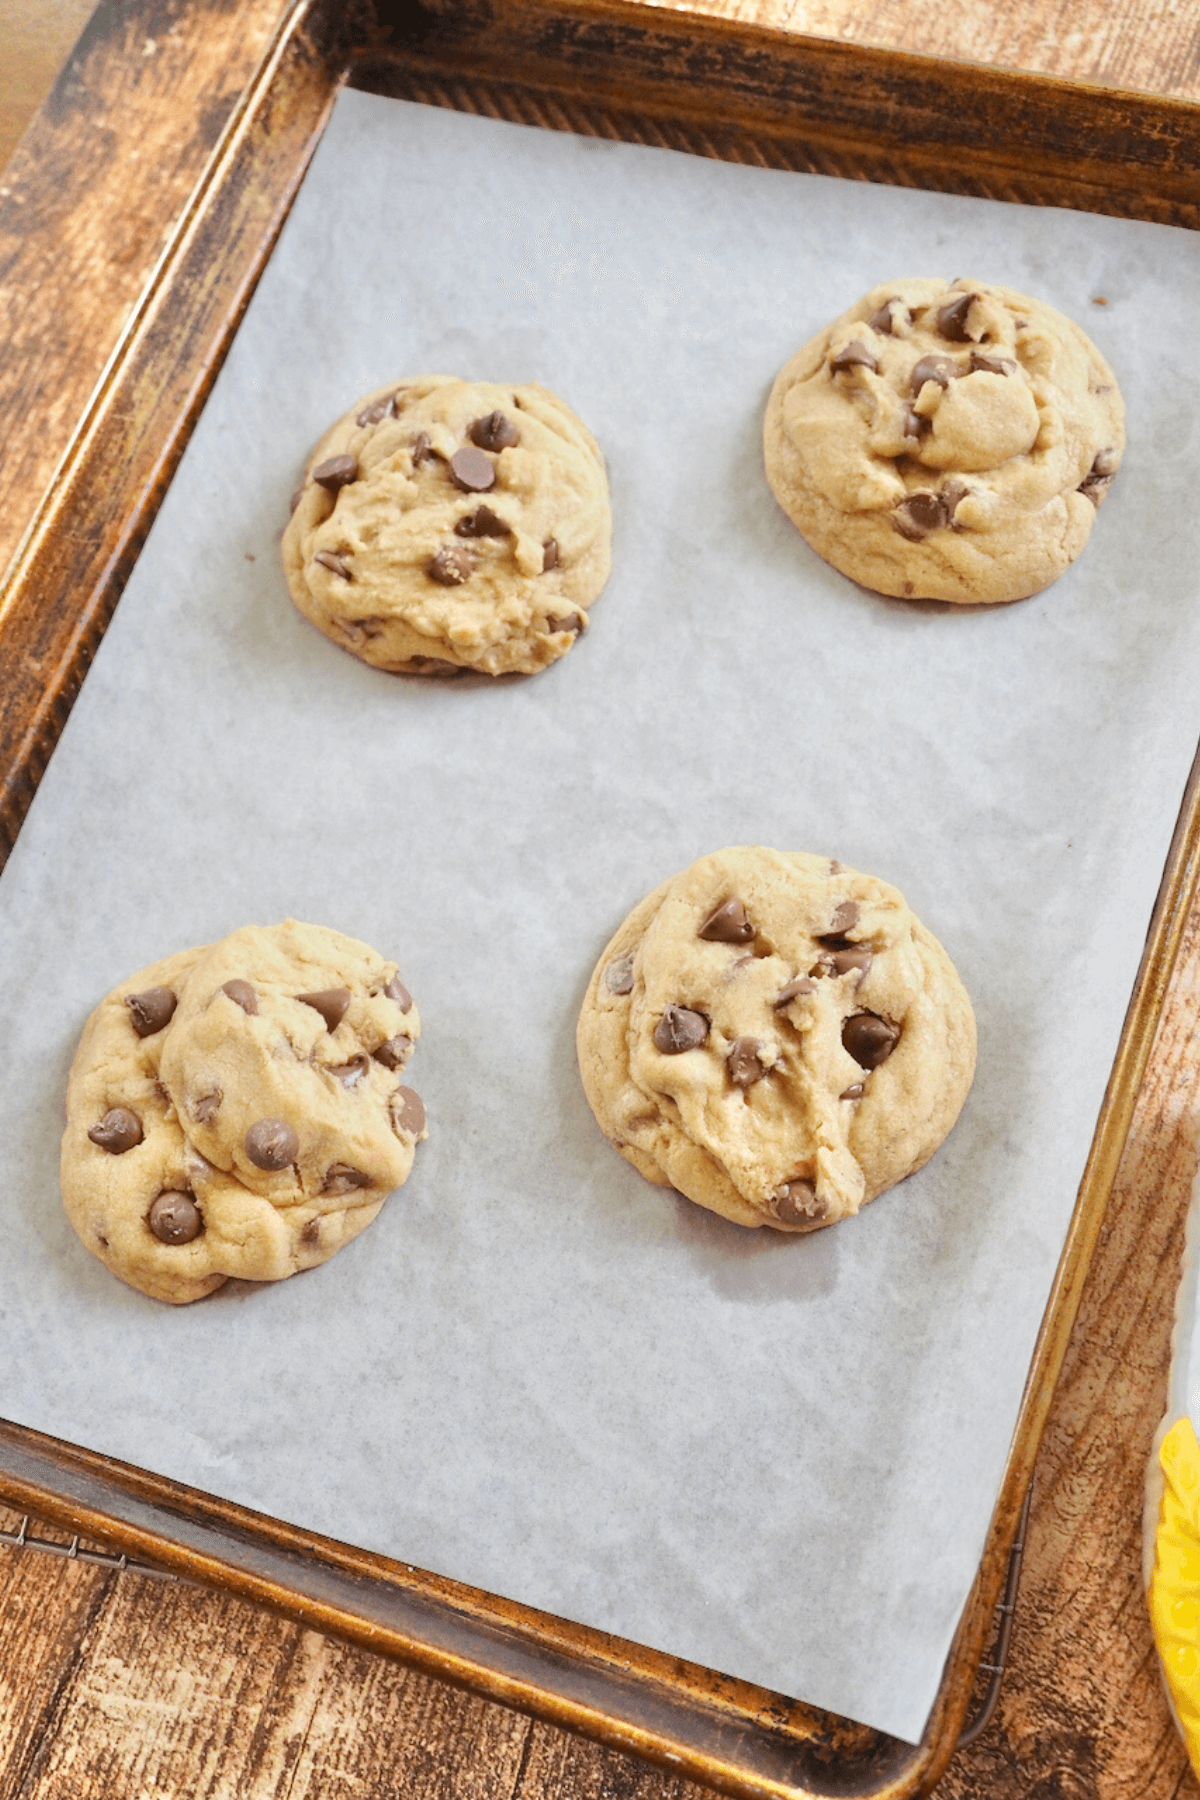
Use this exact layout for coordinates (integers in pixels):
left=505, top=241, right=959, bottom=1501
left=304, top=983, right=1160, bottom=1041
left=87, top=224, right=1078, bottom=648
left=282, top=377, right=611, bottom=676
left=577, top=848, right=976, bottom=1233
left=61, top=921, right=427, bottom=1303
left=764, top=278, right=1124, bottom=604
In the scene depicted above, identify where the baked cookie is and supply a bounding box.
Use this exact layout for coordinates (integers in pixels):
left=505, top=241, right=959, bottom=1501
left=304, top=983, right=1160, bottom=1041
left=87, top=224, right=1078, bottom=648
left=763, top=278, right=1124, bottom=604
left=577, top=848, right=975, bottom=1233
left=61, top=920, right=427, bottom=1303
left=282, top=377, right=611, bottom=676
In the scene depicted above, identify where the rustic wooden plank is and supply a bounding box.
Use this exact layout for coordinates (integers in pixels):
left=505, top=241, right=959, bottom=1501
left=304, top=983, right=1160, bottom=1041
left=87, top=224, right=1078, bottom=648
left=0, top=1523, right=544, bottom=1800
left=11, top=1574, right=316, bottom=1797
left=0, top=1526, right=113, bottom=1800
left=645, top=0, right=1200, bottom=103
left=278, top=1639, right=532, bottom=1800
left=0, top=0, right=97, bottom=173
left=514, top=1721, right=709, bottom=1798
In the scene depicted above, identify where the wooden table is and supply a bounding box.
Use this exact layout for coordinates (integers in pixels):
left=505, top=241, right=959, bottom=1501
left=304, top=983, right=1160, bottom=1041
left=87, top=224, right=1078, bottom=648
left=1, top=2, right=1198, bottom=1793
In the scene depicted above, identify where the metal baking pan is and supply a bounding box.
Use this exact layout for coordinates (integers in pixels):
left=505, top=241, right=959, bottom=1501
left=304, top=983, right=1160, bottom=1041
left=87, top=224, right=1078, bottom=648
left=2, top=3, right=1199, bottom=1794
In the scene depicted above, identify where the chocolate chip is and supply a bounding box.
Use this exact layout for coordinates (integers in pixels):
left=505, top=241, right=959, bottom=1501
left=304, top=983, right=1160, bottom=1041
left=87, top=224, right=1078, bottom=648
left=653, top=1005, right=709, bottom=1053
left=902, top=406, right=927, bottom=443
left=1079, top=447, right=1120, bottom=503
left=449, top=446, right=496, bottom=492
left=542, top=538, right=560, bottom=572
left=728, top=1037, right=767, bottom=1089
left=312, top=453, right=359, bottom=492
left=192, top=1089, right=222, bottom=1124
left=893, top=492, right=949, bottom=542
left=245, top=1119, right=299, bottom=1170
left=148, top=1190, right=202, bottom=1245
left=88, top=1108, right=143, bottom=1154
left=408, top=655, right=463, bottom=674
left=773, top=1179, right=825, bottom=1227
left=427, top=545, right=475, bottom=586
left=125, top=987, right=177, bottom=1038
left=908, top=354, right=958, bottom=395
left=357, top=392, right=399, bottom=427
left=297, top=987, right=351, bottom=1032
left=329, top=1054, right=371, bottom=1087
left=830, top=339, right=878, bottom=375
left=774, top=976, right=815, bottom=1008
left=937, top=291, right=977, bottom=340
left=829, top=945, right=872, bottom=976
left=968, top=351, right=1013, bottom=375
left=843, top=1012, right=901, bottom=1068
left=868, top=298, right=908, bottom=335
left=840, top=1083, right=865, bottom=1100
left=391, top=1086, right=426, bottom=1136
left=314, top=550, right=352, bottom=580
left=373, top=1034, right=413, bottom=1070
left=941, top=478, right=969, bottom=522
left=321, top=1164, right=372, bottom=1195
left=815, top=908, right=868, bottom=967
left=698, top=898, right=753, bottom=943
left=469, top=411, right=520, bottom=452
left=221, top=979, right=258, bottom=1015
left=411, top=432, right=437, bottom=467
left=335, top=615, right=386, bottom=645
left=547, top=612, right=584, bottom=635
left=604, top=954, right=635, bottom=995
left=385, top=973, right=414, bottom=1012
left=454, top=504, right=510, bottom=539
left=301, top=1218, right=321, bottom=1246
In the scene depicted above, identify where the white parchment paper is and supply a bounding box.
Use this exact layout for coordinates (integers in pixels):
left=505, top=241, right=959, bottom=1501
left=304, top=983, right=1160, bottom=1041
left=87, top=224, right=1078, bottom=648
left=1, top=89, right=1198, bottom=1743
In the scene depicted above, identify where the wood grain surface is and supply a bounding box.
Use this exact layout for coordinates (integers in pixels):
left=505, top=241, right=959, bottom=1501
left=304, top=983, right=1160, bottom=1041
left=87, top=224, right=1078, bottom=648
left=0, top=0, right=96, bottom=172
left=645, top=0, right=1200, bottom=104
left=2, top=2, right=1200, bottom=1796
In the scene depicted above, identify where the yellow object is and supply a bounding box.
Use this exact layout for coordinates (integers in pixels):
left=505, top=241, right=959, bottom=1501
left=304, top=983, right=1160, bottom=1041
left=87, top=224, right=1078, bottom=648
left=1151, top=1417, right=1200, bottom=1771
